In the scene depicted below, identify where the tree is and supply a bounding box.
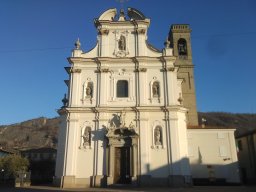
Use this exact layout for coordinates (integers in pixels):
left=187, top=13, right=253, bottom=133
left=0, top=154, right=29, bottom=178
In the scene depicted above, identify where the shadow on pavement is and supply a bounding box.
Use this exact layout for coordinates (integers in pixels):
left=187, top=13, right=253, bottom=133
left=1, top=185, right=256, bottom=192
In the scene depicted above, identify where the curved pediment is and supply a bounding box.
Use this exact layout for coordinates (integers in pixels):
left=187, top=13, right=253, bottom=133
left=98, top=8, right=117, bottom=21
left=106, top=126, right=138, bottom=139
left=113, top=127, right=137, bottom=137
left=127, top=7, right=146, bottom=20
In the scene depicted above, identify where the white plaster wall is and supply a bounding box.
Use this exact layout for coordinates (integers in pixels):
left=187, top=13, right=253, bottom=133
left=168, top=110, right=190, bottom=177
left=74, top=113, right=96, bottom=178
left=76, top=149, right=94, bottom=178
left=187, top=129, right=240, bottom=183
left=148, top=112, right=169, bottom=177
left=64, top=114, right=80, bottom=176
left=55, top=115, right=68, bottom=177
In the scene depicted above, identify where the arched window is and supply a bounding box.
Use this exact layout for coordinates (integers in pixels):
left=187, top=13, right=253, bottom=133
left=117, top=80, right=128, bottom=97
left=177, top=38, right=187, bottom=56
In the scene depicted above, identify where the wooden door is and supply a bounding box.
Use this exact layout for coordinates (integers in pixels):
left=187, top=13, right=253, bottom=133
left=114, top=147, right=131, bottom=184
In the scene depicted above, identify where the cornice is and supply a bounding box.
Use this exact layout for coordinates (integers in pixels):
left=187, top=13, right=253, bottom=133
left=67, top=56, right=177, bottom=64
left=67, top=57, right=93, bottom=64
left=58, top=105, right=188, bottom=115
left=95, top=19, right=150, bottom=27
left=175, top=64, right=195, bottom=69
left=187, top=128, right=236, bottom=132
left=160, top=56, right=176, bottom=63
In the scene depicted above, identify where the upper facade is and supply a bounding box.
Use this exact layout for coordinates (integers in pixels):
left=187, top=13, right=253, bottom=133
left=65, top=8, right=198, bottom=125
left=72, top=8, right=170, bottom=58
left=65, top=8, right=182, bottom=110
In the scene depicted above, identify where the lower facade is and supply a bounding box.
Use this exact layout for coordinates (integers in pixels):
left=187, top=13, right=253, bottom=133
left=54, top=108, right=192, bottom=188
left=53, top=175, right=192, bottom=188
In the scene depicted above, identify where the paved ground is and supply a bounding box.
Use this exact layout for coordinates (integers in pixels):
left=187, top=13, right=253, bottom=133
left=0, top=186, right=256, bottom=192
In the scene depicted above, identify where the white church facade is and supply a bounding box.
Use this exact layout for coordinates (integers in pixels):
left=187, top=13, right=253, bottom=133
left=54, top=8, right=240, bottom=188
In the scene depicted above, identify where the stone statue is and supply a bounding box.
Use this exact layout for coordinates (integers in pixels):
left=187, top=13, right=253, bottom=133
left=119, top=111, right=126, bottom=128
left=154, top=127, right=162, bottom=145
left=86, top=82, right=93, bottom=97
left=118, top=35, right=126, bottom=51
left=152, top=82, right=160, bottom=97
left=109, top=121, right=116, bottom=130
left=82, top=127, right=91, bottom=146
left=129, top=121, right=135, bottom=130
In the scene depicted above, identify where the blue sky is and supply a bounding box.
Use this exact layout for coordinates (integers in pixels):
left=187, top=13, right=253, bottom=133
left=0, top=0, right=255, bottom=125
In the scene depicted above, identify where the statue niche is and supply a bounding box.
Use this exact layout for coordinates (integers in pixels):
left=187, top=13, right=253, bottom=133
left=85, top=82, right=93, bottom=98
left=113, top=30, right=129, bottom=57
left=152, top=81, right=160, bottom=98
left=118, top=35, right=126, bottom=51
left=82, top=126, right=91, bottom=148
left=154, top=126, right=162, bottom=146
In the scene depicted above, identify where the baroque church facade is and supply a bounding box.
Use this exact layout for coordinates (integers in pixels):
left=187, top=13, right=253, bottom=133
left=55, top=8, right=240, bottom=188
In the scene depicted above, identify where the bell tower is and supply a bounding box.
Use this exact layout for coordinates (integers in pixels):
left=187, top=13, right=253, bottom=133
left=169, top=24, right=198, bottom=125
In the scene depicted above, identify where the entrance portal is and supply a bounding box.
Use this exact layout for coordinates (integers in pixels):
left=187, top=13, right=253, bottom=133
left=114, top=147, right=131, bottom=184
left=105, top=120, right=138, bottom=186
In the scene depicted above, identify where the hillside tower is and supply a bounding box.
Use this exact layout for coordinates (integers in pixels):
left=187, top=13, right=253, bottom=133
left=169, top=25, right=198, bottom=125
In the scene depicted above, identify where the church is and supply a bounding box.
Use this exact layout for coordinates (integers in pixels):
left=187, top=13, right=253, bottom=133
left=54, top=8, right=240, bottom=188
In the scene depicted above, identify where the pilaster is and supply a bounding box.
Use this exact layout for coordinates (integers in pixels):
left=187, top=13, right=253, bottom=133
left=168, top=109, right=191, bottom=178
left=138, top=112, right=149, bottom=175
left=64, top=116, right=79, bottom=176
left=69, top=68, right=81, bottom=107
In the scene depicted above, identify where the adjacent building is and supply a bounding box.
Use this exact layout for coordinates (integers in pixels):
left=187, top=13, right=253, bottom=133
left=187, top=126, right=240, bottom=184
left=236, top=130, right=256, bottom=184
left=21, top=148, right=56, bottom=184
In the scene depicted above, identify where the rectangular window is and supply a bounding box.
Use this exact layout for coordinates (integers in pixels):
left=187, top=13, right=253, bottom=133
left=217, top=132, right=225, bottom=139
left=117, top=80, right=128, bottom=97
left=219, top=146, right=227, bottom=157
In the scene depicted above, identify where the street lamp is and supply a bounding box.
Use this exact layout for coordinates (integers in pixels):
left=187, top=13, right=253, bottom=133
left=1, top=169, right=4, bottom=183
